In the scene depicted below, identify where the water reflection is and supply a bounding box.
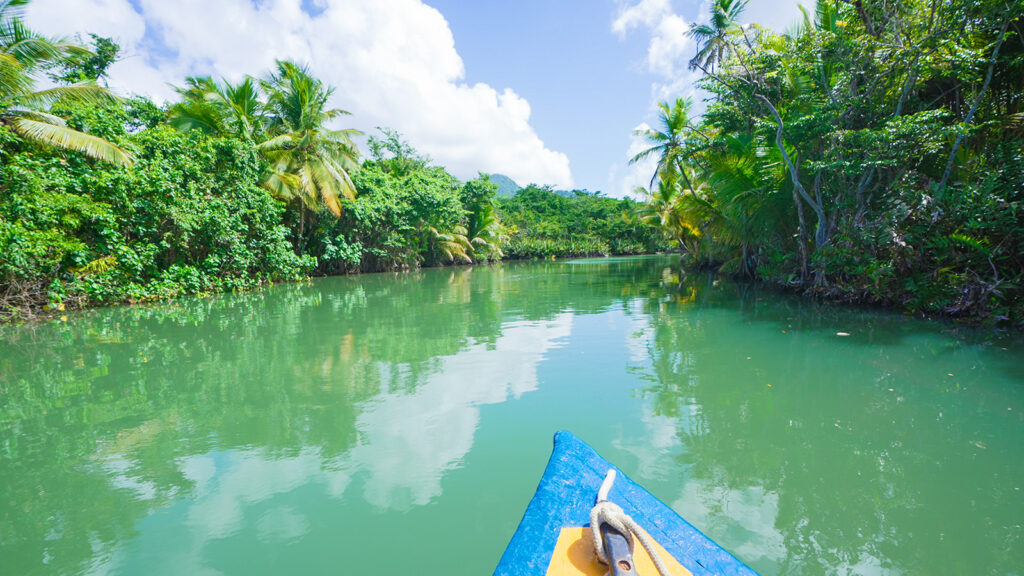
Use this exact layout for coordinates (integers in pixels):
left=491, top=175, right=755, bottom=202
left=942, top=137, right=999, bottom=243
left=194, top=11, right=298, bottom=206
left=1, top=257, right=1022, bottom=575
left=348, top=315, right=573, bottom=510
left=0, top=259, right=656, bottom=575
left=632, top=271, right=1024, bottom=575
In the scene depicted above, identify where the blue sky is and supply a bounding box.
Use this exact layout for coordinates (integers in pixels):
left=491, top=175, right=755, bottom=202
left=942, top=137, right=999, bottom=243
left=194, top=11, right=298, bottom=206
left=27, top=0, right=804, bottom=196
left=426, top=0, right=656, bottom=194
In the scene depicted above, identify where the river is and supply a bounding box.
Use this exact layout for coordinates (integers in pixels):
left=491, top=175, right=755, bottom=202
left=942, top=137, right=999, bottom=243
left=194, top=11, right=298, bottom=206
left=1, top=255, right=1021, bottom=575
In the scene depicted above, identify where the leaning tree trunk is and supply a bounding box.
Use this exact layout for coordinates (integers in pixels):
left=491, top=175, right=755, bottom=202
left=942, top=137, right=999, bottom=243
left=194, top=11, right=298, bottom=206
left=755, top=94, right=824, bottom=283
left=939, top=16, right=1010, bottom=189
left=791, top=185, right=809, bottom=282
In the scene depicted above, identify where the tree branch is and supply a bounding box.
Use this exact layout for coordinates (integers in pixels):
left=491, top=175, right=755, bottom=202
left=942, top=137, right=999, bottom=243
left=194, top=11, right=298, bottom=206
left=940, top=15, right=1010, bottom=188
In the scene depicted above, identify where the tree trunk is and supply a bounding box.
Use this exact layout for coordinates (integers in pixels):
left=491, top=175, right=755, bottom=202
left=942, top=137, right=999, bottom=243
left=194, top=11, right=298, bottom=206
left=755, top=93, right=825, bottom=281
left=812, top=171, right=828, bottom=249
left=853, top=0, right=879, bottom=37
left=812, top=172, right=828, bottom=286
left=940, top=16, right=1010, bottom=188
left=854, top=168, right=874, bottom=226
left=792, top=186, right=809, bottom=282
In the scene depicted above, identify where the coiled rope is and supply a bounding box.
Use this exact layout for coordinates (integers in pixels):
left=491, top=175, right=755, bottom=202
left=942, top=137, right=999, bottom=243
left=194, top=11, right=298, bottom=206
left=589, top=469, right=673, bottom=576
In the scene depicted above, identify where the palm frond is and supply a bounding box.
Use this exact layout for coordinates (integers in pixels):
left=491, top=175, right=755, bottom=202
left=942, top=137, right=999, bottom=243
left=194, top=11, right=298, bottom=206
left=10, top=116, right=132, bottom=164
left=262, top=170, right=302, bottom=201
left=629, top=143, right=667, bottom=165
left=266, top=139, right=303, bottom=159
left=15, top=83, right=119, bottom=108
left=308, top=159, right=343, bottom=216
left=167, top=101, right=225, bottom=134
left=0, top=51, right=31, bottom=98
left=0, top=16, right=65, bottom=67
left=12, top=108, right=66, bottom=125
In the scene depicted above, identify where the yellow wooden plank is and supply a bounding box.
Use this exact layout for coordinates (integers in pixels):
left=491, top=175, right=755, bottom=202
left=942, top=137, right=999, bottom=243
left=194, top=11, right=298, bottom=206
left=545, top=526, right=694, bottom=576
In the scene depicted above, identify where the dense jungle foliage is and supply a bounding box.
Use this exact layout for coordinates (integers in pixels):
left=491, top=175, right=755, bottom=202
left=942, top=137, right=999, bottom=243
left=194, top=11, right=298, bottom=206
left=0, top=2, right=653, bottom=321
left=497, top=185, right=665, bottom=259
left=633, top=0, right=1024, bottom=324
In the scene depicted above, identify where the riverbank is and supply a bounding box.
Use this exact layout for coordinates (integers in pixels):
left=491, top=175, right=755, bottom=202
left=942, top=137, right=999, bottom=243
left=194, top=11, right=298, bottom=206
left=8, top=248, right=1022, bottom=331
left=691, top=263, right=1024, bottom=330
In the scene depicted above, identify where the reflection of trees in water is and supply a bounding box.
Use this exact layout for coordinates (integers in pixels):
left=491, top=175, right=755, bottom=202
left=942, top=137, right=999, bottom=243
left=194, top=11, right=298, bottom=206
left=635, top=274, right=1024, bottom=574
left=0, top=256, right=677, bottom=576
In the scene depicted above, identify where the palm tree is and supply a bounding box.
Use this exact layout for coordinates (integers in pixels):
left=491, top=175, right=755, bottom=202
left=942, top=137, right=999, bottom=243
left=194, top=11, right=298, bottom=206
left=460, top=175, right=507, bottom=261
left=167, top=76, right=265, bottom=140
left=259, top=60, right=361, bottom=218
left=629, top=97, right=696, bottom=191
left=701, top=133, right=790, bottom=277
left=0, top=0, right=130, bottom=164
left=633, top=173, right=704, bottom=257
left=465, top=202, right=507, bottom=261
left=687, top=0, right=749, bottom=72
left=425, top=224, right=473, bottom=264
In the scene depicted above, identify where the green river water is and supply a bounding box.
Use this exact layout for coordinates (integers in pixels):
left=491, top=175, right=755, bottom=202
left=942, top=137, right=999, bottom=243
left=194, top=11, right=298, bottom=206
left=1, top=255, right=1022, bottom=575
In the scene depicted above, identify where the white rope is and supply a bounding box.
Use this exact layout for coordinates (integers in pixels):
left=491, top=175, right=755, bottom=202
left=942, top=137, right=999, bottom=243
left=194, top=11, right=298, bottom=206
left=590, top=470, right=673, bottom=576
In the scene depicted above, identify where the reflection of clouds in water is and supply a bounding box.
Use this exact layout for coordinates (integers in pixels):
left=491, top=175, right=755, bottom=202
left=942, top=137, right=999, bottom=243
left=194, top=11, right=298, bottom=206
left=86, top=450, right=351, bottom=576
left=840, top=555, right=901, bottom=576
left=100, top=455, right=161, bottom=501
left=630, top=373, right=786, bottom=572
left=622, top=355, right=697, bottom=480
left=671, top=481, right=786, bottom=569
left=629, top=328, right=903, bottom=576
left=86, top=314, right=572, bottom=573
left=614, top=409, right=680, bottom=480
left=175, top=314, right=573, bottom=523
left=257, top=505, right=309, bottom=544
left=670, top=479, right=898, bottom=575
left=350, top=314, right=573, bottom=509
left=182, top=450, right=351, bottom=541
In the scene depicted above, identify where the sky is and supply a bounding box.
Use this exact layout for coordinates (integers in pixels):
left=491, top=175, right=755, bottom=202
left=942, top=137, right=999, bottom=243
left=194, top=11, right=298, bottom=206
left=25, top=0, right=805, bottom=197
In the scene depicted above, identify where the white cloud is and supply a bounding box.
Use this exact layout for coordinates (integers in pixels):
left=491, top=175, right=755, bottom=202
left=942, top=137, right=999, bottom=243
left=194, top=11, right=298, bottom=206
left=612, top=0, right=691, bottom=77
left=609, top=0, right=694, bottom=198
left=741, top=0, right=806, bottom=34
left=25, top=0, right=573, bottom=188
left=607, top=122, right=658, bottom=199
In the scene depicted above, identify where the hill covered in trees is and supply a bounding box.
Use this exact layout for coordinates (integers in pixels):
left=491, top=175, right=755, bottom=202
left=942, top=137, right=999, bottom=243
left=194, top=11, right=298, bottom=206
left=488, top=173, right=522, bottom=197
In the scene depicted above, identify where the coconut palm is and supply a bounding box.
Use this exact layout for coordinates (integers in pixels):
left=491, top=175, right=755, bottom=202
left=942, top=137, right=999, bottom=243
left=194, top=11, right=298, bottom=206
left=460, top=175, right=507, bottom=261
left=633, top=173, right=704, bottom=255
left=629, top=97, right=696, bottom=190
left=167, top=76, right=265, bottom=140
left=259, top=60, right=361, bottom=217
left=688, top=0, right=748, bottom=72
left=465, top=202, right=507, bottom=261
left=425, top=224, right=473, bottom=264
left=700, top=133, right=790, bottom=276
left=0, top=0, right=131, bottom=164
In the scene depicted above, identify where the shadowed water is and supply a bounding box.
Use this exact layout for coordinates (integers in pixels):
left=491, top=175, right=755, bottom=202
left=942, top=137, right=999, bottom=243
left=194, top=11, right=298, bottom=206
left=1, top=256, right=1022, bottom=575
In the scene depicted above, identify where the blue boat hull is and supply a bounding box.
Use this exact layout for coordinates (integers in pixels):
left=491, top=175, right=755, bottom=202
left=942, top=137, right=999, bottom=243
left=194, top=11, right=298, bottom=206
left=494, top=430, right=759, bottom=575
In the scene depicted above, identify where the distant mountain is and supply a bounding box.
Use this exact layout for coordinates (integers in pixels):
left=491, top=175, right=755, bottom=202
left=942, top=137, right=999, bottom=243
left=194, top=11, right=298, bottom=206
left=488, top=174, right=522, bottom=197
left=488, top=175, right=605, bottom=199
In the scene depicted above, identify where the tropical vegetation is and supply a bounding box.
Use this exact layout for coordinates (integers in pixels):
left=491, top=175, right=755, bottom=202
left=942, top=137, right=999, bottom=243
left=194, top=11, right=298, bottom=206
left=0, top=1, right=656, bottom=321
left=634, top=0, right=1023, bottom=324
left=498, top=185, right=667, bottom=259
left=4, top=0, right=1022, bottom=325
left=0, top=0, right=130, bottom=164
